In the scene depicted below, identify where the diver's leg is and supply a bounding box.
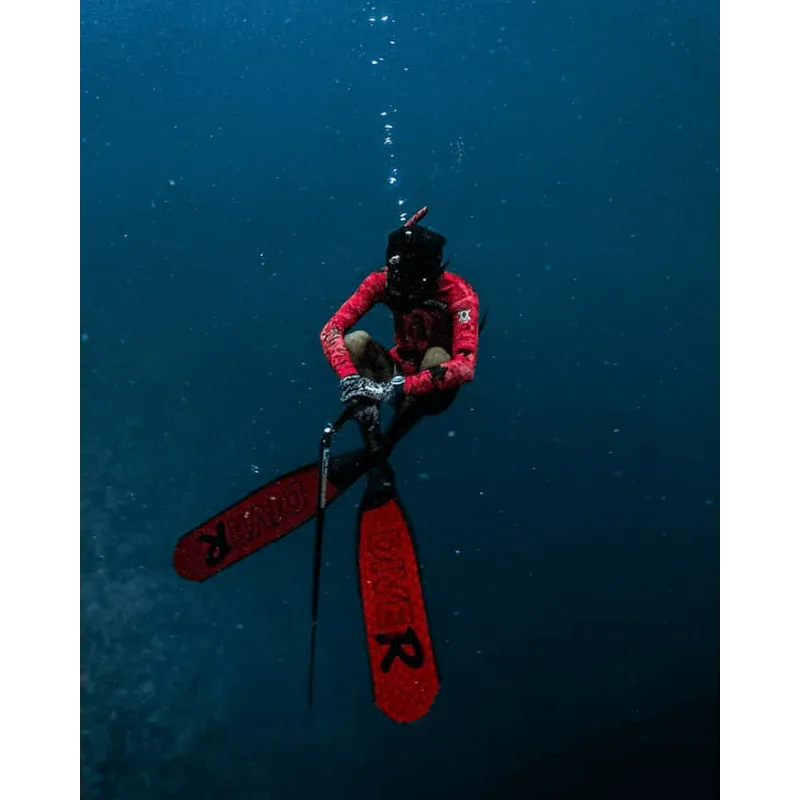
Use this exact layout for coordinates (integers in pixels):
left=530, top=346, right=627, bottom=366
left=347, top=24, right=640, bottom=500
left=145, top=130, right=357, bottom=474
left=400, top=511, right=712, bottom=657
left=382, top=346, right=458, bottom=454
left=343, top=331, right=394, bottom=451
left=344, top=330, right=395, bottom=381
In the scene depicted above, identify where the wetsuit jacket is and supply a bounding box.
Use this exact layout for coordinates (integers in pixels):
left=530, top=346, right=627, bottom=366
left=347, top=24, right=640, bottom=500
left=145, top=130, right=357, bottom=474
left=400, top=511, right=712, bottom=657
left=320, top=269, right=480, bottom=397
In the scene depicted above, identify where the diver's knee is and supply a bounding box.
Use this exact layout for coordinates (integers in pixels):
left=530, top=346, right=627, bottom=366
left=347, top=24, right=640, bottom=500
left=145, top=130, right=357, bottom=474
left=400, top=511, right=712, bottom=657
left=344, top=330, right=372, bottom=357
left=420, top=346, right=451, bottom=371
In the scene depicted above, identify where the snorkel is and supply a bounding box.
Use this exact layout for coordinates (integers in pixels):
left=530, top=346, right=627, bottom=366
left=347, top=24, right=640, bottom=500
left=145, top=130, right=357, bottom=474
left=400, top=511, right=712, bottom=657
left=404, top=205, right=429, bottom=228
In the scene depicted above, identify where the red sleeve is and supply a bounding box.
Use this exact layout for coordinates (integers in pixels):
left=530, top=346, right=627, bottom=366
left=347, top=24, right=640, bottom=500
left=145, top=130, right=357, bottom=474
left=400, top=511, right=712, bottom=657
left=320, top=271, right=386, bottom=379
left=404, top=285, right=480, bottom=396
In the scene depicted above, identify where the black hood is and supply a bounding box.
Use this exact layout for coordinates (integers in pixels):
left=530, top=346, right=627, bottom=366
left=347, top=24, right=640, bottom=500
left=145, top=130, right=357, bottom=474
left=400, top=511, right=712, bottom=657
left=385, top=224, right=447, bottom=311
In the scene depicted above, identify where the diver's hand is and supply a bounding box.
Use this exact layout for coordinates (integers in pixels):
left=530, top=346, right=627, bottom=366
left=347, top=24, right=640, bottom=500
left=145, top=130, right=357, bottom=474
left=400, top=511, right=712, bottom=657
left=339, top=375, right=405, bottom=405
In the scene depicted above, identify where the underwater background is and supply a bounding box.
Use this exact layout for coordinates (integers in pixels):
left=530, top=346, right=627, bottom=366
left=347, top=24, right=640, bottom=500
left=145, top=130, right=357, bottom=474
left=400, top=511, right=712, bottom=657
left=80, top=0, right=719, bottom=797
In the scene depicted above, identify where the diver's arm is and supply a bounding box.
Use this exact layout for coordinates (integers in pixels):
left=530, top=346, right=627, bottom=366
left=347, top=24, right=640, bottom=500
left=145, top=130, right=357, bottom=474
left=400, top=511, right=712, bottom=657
left=320, top=272, right=386, bottom=378
left=403, top=287, right=480, bottom=396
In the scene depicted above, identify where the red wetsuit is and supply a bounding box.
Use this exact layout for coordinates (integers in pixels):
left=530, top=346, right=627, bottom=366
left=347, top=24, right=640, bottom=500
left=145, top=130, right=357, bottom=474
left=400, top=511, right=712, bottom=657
left=320, top=269, right=480, bottom=397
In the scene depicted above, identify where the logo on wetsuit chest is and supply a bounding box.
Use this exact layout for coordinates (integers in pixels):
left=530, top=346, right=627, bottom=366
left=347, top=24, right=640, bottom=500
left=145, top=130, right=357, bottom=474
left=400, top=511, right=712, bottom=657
left=457, top=309, right=471, bottom=323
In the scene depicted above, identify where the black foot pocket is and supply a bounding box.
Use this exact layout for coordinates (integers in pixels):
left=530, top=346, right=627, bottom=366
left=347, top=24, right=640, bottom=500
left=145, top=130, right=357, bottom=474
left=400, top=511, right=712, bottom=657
left=329, top=447, right=392, bottom=491
left=328, top=449, right=370, bottom=490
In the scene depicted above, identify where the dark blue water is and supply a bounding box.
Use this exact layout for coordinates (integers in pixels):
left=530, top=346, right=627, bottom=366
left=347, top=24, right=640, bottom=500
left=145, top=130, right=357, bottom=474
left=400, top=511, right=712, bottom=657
left=80, top=1, right=719, bottom=797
